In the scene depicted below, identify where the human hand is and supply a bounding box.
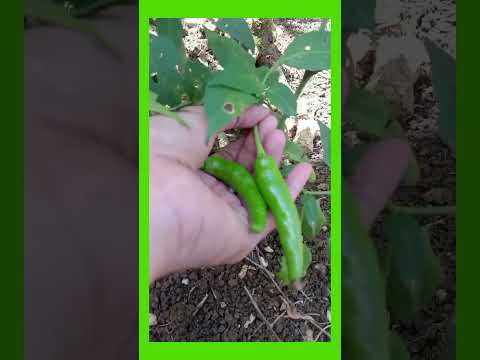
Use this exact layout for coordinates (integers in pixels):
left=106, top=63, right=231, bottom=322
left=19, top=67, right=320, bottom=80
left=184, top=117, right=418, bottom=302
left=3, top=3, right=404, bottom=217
left=149, top=106, right=313, bottom=281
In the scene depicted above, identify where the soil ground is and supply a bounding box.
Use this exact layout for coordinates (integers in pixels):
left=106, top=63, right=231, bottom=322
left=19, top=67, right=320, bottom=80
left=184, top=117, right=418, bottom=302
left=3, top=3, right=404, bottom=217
left=150, top=19, right=332, bottom=342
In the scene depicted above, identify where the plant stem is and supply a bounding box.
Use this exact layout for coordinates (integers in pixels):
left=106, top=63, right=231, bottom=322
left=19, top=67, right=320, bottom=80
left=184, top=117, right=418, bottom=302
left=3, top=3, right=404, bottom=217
left=389, top=204, right=456, bottom=216
left=294, top=70, right=317, bottom=99
left=253, top=125, right=266, bottom=157
left=303, top=190, right=330, bottom=196
left=262, top=61, right=280, bottom=85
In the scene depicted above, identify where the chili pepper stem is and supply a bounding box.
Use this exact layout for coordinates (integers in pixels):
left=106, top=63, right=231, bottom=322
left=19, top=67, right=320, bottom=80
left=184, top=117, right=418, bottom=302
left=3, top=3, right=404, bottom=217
left=254, top=125, right=266, bottom=157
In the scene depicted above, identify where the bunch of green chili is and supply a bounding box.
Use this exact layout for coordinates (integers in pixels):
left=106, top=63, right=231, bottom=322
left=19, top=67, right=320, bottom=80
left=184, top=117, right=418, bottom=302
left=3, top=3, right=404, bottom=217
left=202, top=125, right=310, bottom=287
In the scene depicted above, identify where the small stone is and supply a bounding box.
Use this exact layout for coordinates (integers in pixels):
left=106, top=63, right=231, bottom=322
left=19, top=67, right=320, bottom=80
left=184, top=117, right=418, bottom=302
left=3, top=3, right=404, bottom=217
left=149, top=313, right=157, bottom=326
left=314, top=263, right=328, bottom=276
left=181, top=278, right=189, bottom=285
left=306, top=328, right=314, bottom=341
left=259, top=256, right=268, bottom=268
left=322, top=225, right=328, bottom=231
left=264, top=246, right=274, bottom=253
left=238, top=265, right=249, bottom=279
left=436, top=289, right=447, bottom=302
left=228, top=278, right=238, bottom=287
left=326, top=309, right=331, bottom=323
left=220, top=301, right=227, bottom=308
left=244, top=314, right=256, bottom=328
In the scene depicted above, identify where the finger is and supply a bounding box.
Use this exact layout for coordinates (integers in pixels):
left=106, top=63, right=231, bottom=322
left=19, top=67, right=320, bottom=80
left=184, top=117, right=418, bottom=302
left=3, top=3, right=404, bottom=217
left=234, top=115, right=278, bottom=169
left=348, top=138, right=411, bottom=228
left=218, top=114, right=278, bottom=169
left=223, top=105, right=271, bottom=131
left=254, top=162, right=313, bottom=240
left=263, top=129, right=286, bottom=166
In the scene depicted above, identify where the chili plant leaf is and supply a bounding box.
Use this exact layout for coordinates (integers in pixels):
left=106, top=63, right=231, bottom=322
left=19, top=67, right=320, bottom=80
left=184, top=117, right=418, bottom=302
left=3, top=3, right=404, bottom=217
left=284, top=140, right=307, bottom=162
left=216, top=18, right=255, bottom=53
left=318, top=122, right=331, bottom=167
left=255, top=66, right=281, bottom=86
left=389, top=332, right=410, bottom=360
left=425, top=39, right=456, bottom=154
left=149, top=20, right=186, bottom=107
left=280, top=164, right=295, bottom=178
left=343, top=0, right=376, bottom=33
left=278, top=29, right=330, bottom=71
left=347, top=86, right=391, bottom=137
left=181, top=60, right=210, bottom=104
left=266, top=83, right=297, bottom=116
left=149, top=91, right=188, bottom=127
left=301, top=194, right=326, bottom=241
left=208, top=67, right=264, bottom=97
left=342, top=185, right=390, bottom=360
left=204, top=86, right=258, bottom=141
left=383, top=213, right=442, bottom=321
left=205, top=29, right=255, bottom=70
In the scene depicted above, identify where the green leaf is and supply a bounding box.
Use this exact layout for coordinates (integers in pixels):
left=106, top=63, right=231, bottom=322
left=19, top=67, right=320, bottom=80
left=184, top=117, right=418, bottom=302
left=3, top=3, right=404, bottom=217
left=204, top=86, right=258, bottom=141
left=284, top=140, right=307, bottom=162
left=383, top=214, right=442, bottom=320
left=205, top=29, right=255, bottom=70
left=342, top=185, right=390, bottom=360
left=149, top=19, right=186, bottom=107
left=280, top=164, right=294, bottom=178
left=347, top=87, right=391, bottom=137
left=389, top=332, right=410, bottom=360
left=318, top=122, right=331, bottom=167
left=149, top=91, right=188, bottom=127
left=216, top=18, right=255, bottom=53
left=208, top=67, right=264, bottom=96
left=301, top=194, right=326, bottom=241
left=255, top=66, right=281, bottom=86
left=425, top=39, right=456, bottom=154
left=266, top=83, right=297, bottom=116
left=278, top=30, right=330, bottom=71
left=343, top=0, right=376, bottom=32
left=181, top=60, right=210, bottom=104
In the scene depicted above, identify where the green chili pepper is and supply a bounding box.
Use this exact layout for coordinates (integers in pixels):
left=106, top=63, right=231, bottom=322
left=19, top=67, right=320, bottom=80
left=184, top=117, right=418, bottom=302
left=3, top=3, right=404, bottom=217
left=202, top=155, right=268, bottom=233
left=253, top=126, right=311, bottom=286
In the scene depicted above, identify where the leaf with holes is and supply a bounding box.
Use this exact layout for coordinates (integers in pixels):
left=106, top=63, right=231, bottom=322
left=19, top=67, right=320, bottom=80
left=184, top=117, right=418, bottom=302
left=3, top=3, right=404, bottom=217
left=216, top=18, right=255, bottom=53
left=278, top=29, right=330, bottom=71
left=181, top=60, right=210, bottom=104
left=343, top=0, right=376, bottom=33
left=208, top=66, right=264, bottom=97
left=301, top=194, right=326, bottom=241
left=342, top=186, right=390, bottom=360
left=204, top=86, right=258, bottom=141
left=384, top=213, right=442, bottom=321
left=284, top=140, right=307, bottom=162
left=206, top=29, right=255, bottom=70
left=265, top=82, right=297, bottom=116
left=318, top=122, right=331, bottom=167
left=149, top=19, right=187, bottom=107
left=425, top=39, right=456, bottom=154
left=347, top=87, right=391, bottom=137
left=255, top=66, right=281, bottom=87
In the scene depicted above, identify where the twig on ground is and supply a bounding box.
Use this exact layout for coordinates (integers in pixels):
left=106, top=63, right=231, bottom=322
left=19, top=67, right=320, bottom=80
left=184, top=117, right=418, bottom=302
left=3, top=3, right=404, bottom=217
left=244, top=286, right=281, bottom=342
left=192, top=293, right=209, bottom=316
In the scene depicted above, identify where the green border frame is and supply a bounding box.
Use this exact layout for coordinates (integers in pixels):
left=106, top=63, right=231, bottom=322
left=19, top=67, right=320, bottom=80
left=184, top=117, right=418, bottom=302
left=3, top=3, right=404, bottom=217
left=139, top=2, right=341, bottom=358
